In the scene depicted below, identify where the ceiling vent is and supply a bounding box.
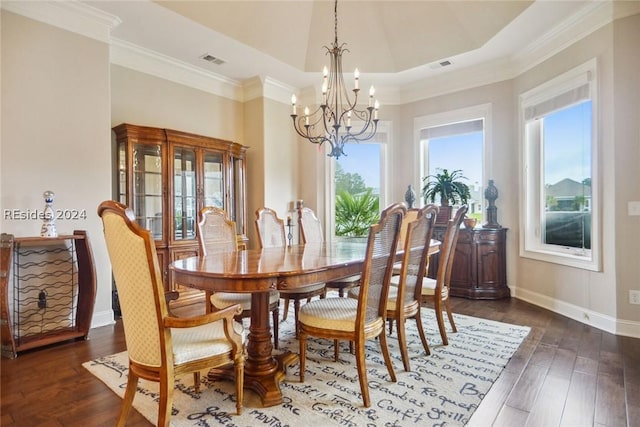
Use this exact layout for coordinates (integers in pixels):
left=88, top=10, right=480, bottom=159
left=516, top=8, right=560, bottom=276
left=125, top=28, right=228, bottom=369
left=429, top=60, right=453, bottom=70
left=201, top=53, right=225, bottom=65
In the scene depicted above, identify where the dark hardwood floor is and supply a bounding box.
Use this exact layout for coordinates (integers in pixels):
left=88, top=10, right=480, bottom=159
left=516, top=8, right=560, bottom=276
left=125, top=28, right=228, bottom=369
left=2, top=296, right=638, bottom=426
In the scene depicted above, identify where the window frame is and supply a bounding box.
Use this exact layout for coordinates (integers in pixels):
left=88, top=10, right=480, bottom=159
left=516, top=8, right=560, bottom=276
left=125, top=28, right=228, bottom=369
left=413, top=104, right=491, bottom=212
left=519, top=59, right=601, bottom=271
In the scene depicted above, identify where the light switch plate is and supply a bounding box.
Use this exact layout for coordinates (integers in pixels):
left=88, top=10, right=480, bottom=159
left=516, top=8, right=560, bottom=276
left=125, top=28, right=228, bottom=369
left=628, top=201, right=640, bottom=216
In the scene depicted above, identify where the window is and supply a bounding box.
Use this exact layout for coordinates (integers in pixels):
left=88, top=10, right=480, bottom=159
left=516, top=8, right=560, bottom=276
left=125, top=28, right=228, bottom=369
left=520, top=59, right=600, bottom=271
left=328, top=124, right=388, bottom=239
left=333, top=143, right=384, bottom=237
left=415, top=105, right=490, bottom=221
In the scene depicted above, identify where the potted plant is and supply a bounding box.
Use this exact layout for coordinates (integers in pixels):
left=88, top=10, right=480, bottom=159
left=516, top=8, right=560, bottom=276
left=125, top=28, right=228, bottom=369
left=421, top=168, right=471, bottom=223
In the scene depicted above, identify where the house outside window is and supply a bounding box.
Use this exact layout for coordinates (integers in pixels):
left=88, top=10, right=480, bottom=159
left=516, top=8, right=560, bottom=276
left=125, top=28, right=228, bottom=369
left=520, top=59, right=600, bottom=271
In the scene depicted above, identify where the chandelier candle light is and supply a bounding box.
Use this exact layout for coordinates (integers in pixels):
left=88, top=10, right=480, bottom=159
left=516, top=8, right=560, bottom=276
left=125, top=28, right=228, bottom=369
left=290, top=0, right=379, bottom=159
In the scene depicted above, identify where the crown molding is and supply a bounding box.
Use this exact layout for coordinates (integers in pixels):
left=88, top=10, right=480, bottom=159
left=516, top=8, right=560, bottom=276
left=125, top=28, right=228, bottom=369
left=243, top=76, right=296, bottom=105
left=110, top=38, right=243, bottom=102
left=5, top=0, right=634, bottom=107
left=1, top=0, right=120, bottom=43
left=511, top=0, right=615, bottom=76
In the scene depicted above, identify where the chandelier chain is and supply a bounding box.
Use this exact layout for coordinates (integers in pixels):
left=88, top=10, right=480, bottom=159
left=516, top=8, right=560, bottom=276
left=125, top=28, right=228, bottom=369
left=290, top=0, right=379, bottom=159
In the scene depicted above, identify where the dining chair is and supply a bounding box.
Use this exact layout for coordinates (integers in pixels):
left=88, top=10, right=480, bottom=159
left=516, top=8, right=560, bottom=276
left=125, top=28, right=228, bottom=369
left=298, top=207, right=361, bottom=297
left=255, top=207, right=326, bottom=336
left=298, top=203, right=406, bottom=408
left=198, top=206, right=280, bottom=349
left=391, top=207, right=421, bottom=276
left=420, top=204, right=468, bottom=345
left=384, top=204, right=438, bottom=371
left=97, top=200, right=245, bottom=426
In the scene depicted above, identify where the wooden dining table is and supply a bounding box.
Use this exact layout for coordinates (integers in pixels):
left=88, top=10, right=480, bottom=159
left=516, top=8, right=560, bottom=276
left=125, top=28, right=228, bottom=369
left=170, top=239, right=440, bottom=407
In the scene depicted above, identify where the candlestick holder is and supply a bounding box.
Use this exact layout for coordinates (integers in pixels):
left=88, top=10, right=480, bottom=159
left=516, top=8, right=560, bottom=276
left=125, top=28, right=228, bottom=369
left=286, top=215, right=294, bottom=246
left=287, top=222, right=294, bottom=246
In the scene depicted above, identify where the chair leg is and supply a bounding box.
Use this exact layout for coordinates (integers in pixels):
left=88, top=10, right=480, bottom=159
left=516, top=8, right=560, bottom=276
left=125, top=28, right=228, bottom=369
left=334, top=339, right=340, bottom=361
left=434, top=298, right=449, bottom=345
left=193, top=371, right=200, bottom=393
left=378, top=330, right=397, bottom=383
left=354, top=340, right=371, bottom=407
left=272, top=305, right=279, bottom=349
left=235, top=356, right=244, bottom=415
left=157, top=376, right=173, bottom=427
left=414, top=309, right=431, bottom=356
left=299, top=333, right=307, bottom=382
left=282, top=297, right=290, bottom=321
left=396, top=318, right=411, bottom=372
left=388, top=318, right=394, bottom=335
left=445, top=298, right=457, bottom=333
left=294, top=299, right=301, bottom=338
left=116, top=369, right=139, bottom=427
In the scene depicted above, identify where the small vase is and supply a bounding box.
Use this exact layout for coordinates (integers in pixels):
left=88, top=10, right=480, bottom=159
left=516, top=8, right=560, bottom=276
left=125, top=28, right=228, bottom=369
left=40, top=190, right=58, bottom=237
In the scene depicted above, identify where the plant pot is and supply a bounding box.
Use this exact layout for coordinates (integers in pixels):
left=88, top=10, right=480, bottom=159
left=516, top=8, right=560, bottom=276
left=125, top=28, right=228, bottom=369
left=435, top=205, right=452, bottom=224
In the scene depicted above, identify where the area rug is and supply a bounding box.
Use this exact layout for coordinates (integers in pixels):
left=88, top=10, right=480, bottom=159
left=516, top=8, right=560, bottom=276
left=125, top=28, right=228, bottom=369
left=83, top=306, right=530, bottom=426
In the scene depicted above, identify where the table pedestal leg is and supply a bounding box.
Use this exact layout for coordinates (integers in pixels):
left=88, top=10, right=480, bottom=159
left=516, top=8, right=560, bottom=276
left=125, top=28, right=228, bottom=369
left=207, top=291, right=298, bottom=407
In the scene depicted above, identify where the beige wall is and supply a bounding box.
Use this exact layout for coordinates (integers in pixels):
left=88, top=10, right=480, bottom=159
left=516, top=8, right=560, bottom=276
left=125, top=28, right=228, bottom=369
left=1, top=12, right=113, bottom=326
left=513, top=17, right=618, bottom=325
left=2, top=8, right=638, bottom=336
left=612, top=13, right=640, bottom=322
left=111, top=65, right=244, bottom=144
left=395, top=80, right=518, bottom=289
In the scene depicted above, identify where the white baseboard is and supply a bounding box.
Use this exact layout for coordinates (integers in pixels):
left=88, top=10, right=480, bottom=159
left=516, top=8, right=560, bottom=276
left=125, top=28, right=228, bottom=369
left=512, top=286, right=640, bottom=339
left=91, top=309, right=115, bottom=329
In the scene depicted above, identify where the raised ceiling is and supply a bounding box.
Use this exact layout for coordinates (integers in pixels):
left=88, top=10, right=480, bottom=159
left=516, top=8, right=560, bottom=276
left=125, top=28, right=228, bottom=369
left=155, top=0, right=532, bottom=73
left=77, top=0, right=628, bottom=101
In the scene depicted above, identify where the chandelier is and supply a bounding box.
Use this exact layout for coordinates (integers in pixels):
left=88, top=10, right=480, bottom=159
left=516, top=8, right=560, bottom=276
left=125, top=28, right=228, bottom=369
left=290, top=0, right=379, bottom=159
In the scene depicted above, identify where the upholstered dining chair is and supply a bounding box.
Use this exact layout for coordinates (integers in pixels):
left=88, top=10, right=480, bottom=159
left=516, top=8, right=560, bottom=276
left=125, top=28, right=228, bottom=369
left=420, top=204, right=467, bottom=345
left=198, top=206, right=280, bottom=348
left=298, top=207, right=361, bottom=297
left=298, top=203, right=406, bottom=408
left=255, top=207, right=325, bottom=336
left=97, top=200, right=245, bottom=426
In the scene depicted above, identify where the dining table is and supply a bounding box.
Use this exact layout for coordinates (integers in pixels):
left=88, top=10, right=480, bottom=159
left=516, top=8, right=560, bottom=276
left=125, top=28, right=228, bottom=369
left=170, top=239, right=440, bottom=407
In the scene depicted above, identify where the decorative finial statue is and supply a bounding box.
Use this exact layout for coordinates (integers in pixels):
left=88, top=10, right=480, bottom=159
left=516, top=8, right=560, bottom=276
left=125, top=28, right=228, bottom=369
left=404, top=185, right=416, bottom=208
left=483, top=180, right=501, bottom=229
left=40, top=190, right=58, bottom=237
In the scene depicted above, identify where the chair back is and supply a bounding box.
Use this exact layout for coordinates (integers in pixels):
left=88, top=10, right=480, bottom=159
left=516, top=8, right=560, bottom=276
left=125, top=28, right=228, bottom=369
left=356, top=203, right=406, bottom=328
left=437, top=205, right=468, bottom=297
left=397, top=204, right=438, bottom=305
left=98, top=200, right=168, bottom=368
left=197, top=207, right=238, bottom=256
left=398, top=208, right=420, bottom=245
left=298, top=207, right=323, bottom=244
left=255, top=207, right=286, bottom=248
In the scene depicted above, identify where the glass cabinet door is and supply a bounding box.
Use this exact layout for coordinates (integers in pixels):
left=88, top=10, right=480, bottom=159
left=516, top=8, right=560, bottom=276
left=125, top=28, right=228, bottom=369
left=133, top=143, right=164, bottom=240
left=117, top=142, right=127, bottom=204
left=174, top=148, right=197, bottom=240
left=203, top=152, right=224, bottom=210
left=231, top=156, right=246, bottom=237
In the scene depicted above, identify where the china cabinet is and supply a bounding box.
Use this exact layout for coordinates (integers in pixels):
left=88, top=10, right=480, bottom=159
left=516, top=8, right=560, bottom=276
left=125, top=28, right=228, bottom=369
left=113, top=123, right=248, bottom=306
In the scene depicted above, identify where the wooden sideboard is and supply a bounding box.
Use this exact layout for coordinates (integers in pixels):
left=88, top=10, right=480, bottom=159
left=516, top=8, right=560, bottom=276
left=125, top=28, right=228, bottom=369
left=429, top=226, right=509, bottom=299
